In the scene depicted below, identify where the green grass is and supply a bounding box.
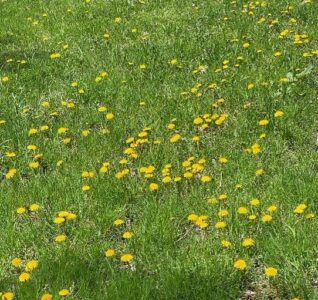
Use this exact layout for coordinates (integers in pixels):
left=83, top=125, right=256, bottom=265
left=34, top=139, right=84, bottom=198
left=0, top=0, right=318, bottom=299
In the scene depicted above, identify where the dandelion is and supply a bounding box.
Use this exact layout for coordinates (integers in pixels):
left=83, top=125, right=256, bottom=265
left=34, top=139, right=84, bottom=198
left=41, top=294, right=53, bottom=300
left=105, top=249, right=115, bottom=257
left=114, top=219, right=124, bottom=226
left=54, top=217, right=65, bottom=224
left=218, top=156, right=228, bottom=164
left=26, top=260, right=38, bottom=271
left=200, top=175, right=212, bottom=182
left=58, top=289, right=70, bottom=296
left=221, top=240, right=232, bottom=248
left=11, top=257, right=22, bottom=267
left=1, top=76, right=9, bottom=82
left=255, top=168, right=264, bottom=176
left=149, top=183, right=158, bottom=191
left=122, top=231, right=133, bottom=239
left=50, top=52, right=61, bottom=59
left=105, top=112, right=114, bottom=120
left=18, top=272, right=30, bottom=282
left=234, top=259, right=247, bottom=270
left=82, top=185, right=90, bottom=191
left=242, top=238, right=254, bottom=247
left=55, top=234, right=67, bottom=242
left=237, top=207, right=248, bottom=215
left=250, top=198, right=260, bottom=206
left=16, top=207, right=26, bottom=214
left=214, top=221, right=226, bottom=229
left=29, top=203, right=40, bottom=212
left=274, top=110, right=284, bottom=118
left=258, top=119, right=269, bottom=126
left=294, top=203, right=307, bottom=214
left=170, top=134, right=181, bottom=143
left=262, top=214, right=272, bottom=222
left=265, top=267, right=278, bottom=277
left=120, top=254, right=133, bottom=263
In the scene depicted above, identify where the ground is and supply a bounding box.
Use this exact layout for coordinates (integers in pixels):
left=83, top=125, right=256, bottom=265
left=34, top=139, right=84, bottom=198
left=0, top=0, right=318, bottom=299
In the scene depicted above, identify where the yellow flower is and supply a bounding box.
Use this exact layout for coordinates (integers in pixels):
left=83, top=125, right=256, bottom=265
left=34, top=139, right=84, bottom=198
left=242, top=238, right=254, bottom=247
left=11, top=257, right=22, bottom=267
left=40, top=125, right=49, bottom=131
left=114, top=219, right=124, bottom=226
left=98, top=106, right=107, bottom=112
left=55, top=234, right=67, bottom=242
left=274, top=110, right=284, bottom=117
left=267, top=205, right=277, bottom=212
left=27, top=144, right=37, bottom=150
left=1, top=292, right=14, bottom=300
left=234, top=259, right=247, bottom=270
left=81, top=129, right=90, bottom=137
left=243, top=42, right=250, bottom=48
left=19, top=272, right=30, bottom=282
left=294, top=203, right=307, bottom=214
left=221, top=240, right=232, bottom=248
left=187, top=214, right=198, bottom=221
left=29, top=203, right=40, bottom=212
left=247, top=83, right=254, bottom=90
left=26, top=260, right=38, bottom=271
left=170, top=134, right=181, bottom=143
left=66, top=213, right=76, bottom=220
left=162, top=176, right=172, bottom=183
left=6, top=168, right=17, bottom=179
left=122, top=231, right=133, bottom=239
left=120, top=254, right=133, bottom=263
left=105, top=249, right=115, bottom=257
left=255, top=168, right=264, bottom=176
left=218, top=209, right=229, bottom=217
left=29, top=161, right=39, bottom=169
left=114, top=17, right=122, bottom=23
left=58, top=289, right=70, bottom=296
left=16, top=207, right=26, bottom=214
left=237, top=207, right=248, bottom=215
left=29, top=128, right=38, bottom=135
left=265, top=267, right=278, bottom=277
left=214, top=221, right=226, bottom=229
left=2, top=76, right=9, bottom=82
left=251, top=143, right=261, bottom=154
left=57, top=127, right=68, bottom=134
left=200, top=175, right=212, bottom=183
left=250, top=198, right=260, bottom=206
left=105, top=112, right=114, bottom=120
left=5, top=152, right=16, bottom=157
left=149, top=183, right=158, bottom=191
left=54, top=217, right=65, bottom=224
left=262, top=214, right=272, bottom=222
left=82, top=185, right=90, bottom=191
left=218, top=156, right=228, bottom=164
left=50, top=52, right=61, bottom=59
left=258, top=119, right=269, bottom=126
left=41, top=293, right=53, bottom=300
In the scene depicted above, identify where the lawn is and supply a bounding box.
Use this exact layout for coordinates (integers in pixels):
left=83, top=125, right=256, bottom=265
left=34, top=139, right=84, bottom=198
left=0, top=0, right=318, bottom=299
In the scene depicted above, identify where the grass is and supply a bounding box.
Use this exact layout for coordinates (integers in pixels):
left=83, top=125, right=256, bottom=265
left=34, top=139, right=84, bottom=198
left=0, top=0, right=318, bottom=299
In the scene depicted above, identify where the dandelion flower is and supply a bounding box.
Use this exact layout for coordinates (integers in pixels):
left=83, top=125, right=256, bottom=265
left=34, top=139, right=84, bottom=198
left=120, top=254, right=133, bottom=263
left=265, top=267, right=278, bottom=277
left=58, top=289, right=70, bottom=296
left=234, top=259, right=247, bottom=270
left=19, top=272, right=30, bottom=282
left=41, top=294, right=53, bottom=300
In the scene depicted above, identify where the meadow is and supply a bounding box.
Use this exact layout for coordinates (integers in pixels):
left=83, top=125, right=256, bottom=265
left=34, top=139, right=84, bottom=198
left=0, top=0, right=318, bottom=299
